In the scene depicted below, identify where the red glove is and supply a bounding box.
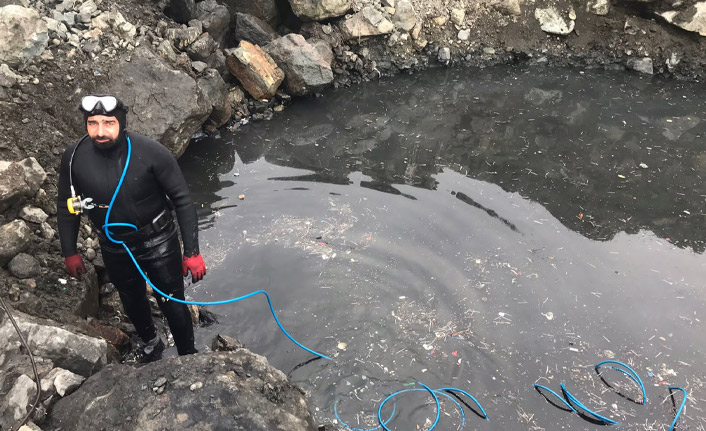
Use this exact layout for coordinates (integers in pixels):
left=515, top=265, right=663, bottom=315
left=64, top=254, right=87, bottom=279
left=182, top=254, right=206, bottom=282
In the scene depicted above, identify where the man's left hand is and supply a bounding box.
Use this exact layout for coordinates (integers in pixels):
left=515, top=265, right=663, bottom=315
left=183, top=254, right=206, bottom=282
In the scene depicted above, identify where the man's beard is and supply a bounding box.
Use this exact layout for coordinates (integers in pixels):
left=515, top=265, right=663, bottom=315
left=90, top=136, right=119, bottom=150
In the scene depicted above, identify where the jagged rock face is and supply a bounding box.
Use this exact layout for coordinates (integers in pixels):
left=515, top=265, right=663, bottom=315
left=265, top=34, right=333, bottom=96
left=0, top=220, right=31, bottom=266
left=0, top=157, right=46, bottom=213
left=47, top=351, right=319, bottom=431
left=0, top=5, right=48, bottom=67
left=660, top=2, right=706, bottom=36
left=235, top=12, right=279, bottom=47
left=288, top=0, right=351, bottom=21
left=104, top=46, right=212, bottom=157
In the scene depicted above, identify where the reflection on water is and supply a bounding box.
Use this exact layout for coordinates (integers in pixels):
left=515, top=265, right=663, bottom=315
left=179, top=66, right=706, bottom=430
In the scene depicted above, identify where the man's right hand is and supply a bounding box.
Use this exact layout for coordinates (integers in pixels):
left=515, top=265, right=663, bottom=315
left=64, top=254, right=87, bottom=279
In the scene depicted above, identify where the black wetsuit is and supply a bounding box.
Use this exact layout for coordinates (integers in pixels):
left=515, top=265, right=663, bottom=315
left=57, top=131, right=199, bottom=355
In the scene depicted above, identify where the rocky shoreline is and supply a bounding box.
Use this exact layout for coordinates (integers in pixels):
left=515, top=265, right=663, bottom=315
left=1, top=0, right=705, bottom=429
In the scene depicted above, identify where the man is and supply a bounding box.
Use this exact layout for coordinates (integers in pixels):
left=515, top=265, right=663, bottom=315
left=57, top=94, right=206, bottom=362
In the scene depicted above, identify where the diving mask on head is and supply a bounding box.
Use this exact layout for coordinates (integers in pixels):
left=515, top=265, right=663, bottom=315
left=80, top=95, right=123, bottom=116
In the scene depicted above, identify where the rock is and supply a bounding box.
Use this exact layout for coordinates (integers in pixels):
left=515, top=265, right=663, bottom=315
left=0, top=220, right=31, bottom=266
left=8, top=253, right=40, bottom=279
left=40, top=222, right=55, bottom=239
left=5, top=374, right=37, bottom=423
left=185, top=33, right=217, bottom=62
left=587, top=0, right=610, bottom=16
left=18, top=422, right=41, bottom=431
left=88, top=320, right=130, bottom=353
left=264, top=34, right=333, bottom=96
left=19, top=206, right=48, bottom=224
left=627, top=57, right=654, bottom=75
left=288, top=0, right=351, bottom=21
left=0, top=63, right=21, bottom=88
left=393, top=0, right=417, bottom=31
left=492, top=0, right=521, bottom=16
left=225, top=40, right=284, bottom=100
left=0, top=5, right=48, bottom=67
left=196, top=0, right=230, bottom=45
left=450, top=7, right=465, bottom=27
left=164, top=0, right=197, bottom=24
left=197, top=68, right=231, bottom=129
left=458, top=29, right=471, bottom=41
left=41, top=367, right=85, bottom=397
left=211, top=333, right=244, bottom=351
left=0, top=308, right=107, bottom=377
left=220, top=0, right=279, bottom=27
left=164, top=26, right=201, bottom=50
left=106, top=46, right=212, bottom=157
left=340, top=6, right=395, bottom=39
left=0, top=157, right=47, bottom=212
left=660, top=2, right=706, bottom=37
left=309, top=38, right=333, bottom=66
left=155, top=39, right=178, bottom=63
left=47, top=351, right=318, bottom=431
left=438, top=46, right=451, bottom=63
left=235, top=12, right=279, bottom=47
left=535, top=7, right=575, bottom=35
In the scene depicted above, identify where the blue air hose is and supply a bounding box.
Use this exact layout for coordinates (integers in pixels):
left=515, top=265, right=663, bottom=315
left=533, top=384, right=576, bottom=413
left=377, top=382, right=440, bottom=431
left=595, top=360, right=647, bottom=404
left=102, top=137, right=331, bottom=360
left=560, top=383, right=618, bottom=424
left=667, top=387, right=687, bottom=431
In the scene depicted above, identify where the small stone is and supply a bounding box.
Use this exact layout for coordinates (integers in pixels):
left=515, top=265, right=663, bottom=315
left=19, top=206, right=49, bottom=224
left=154, top=377, right=167, bottom=388
left=189, top=381, right=203, bottom=391
left=8, top=253, right=41, bottom=279
left=458, top=29, right=471, bottom=41
left=86, top=248, right=96, bottom=260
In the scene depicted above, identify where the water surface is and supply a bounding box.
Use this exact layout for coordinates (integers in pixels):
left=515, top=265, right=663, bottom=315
left=180, top=66, right=706, bottom=430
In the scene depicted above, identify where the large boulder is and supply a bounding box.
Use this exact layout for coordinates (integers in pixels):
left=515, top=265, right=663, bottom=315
left=225, top=40, right=284, bottom=100
left=47, top=351, right=319, bottom=431
left=105, top=46, right=212, bottom=157
left=340, top=6, right=394, bottom=39
left=265, top=34, right=333, bottom=96
left=197, top=69, right=232, bottom=132
left=0, top=308, right=108, bottom=378
left=0, top=220, right=31, bottom=266
left=220, top=0, right=279, bottom=27
left=288, top=0, right=351, bottom=21
left=235, top=12, right=279, bottom=46
left=0, top=157, right=46, bottom=212
left=660, top=2, right=706, bottom=37
left=7, top=253, right=40, bottom=279
left=196, top=0, right=231, bottom=45
left=0, top=5, right=48, bottom=67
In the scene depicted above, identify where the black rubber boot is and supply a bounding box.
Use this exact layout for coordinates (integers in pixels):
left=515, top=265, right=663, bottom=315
left=138, top=336, right=165, bottom=363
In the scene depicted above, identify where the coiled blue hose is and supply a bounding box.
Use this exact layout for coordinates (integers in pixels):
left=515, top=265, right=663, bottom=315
left=595, top=360, right=647, bottom=404
left=102, top=136, right=331, bottom=360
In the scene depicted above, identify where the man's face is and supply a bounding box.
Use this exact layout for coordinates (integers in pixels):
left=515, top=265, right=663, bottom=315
left=86, top=114, right=120, bottom=148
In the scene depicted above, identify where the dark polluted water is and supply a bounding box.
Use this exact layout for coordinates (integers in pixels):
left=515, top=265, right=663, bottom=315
left=179, top=66, right=706, bottom=430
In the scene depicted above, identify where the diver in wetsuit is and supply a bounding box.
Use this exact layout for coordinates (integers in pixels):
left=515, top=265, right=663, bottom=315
left=56, top=94, right=207, bottom=362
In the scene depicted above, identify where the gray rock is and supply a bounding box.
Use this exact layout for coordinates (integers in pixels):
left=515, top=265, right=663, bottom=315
left=40, top=222, right=55, bottom=239
left=458, top=28, right=471, bottom=41
left=309, top=38, right=333, bottom=66
left=660, top=3, right=706, bottom=36
left=393, top=0, right=417, bottom=31
left=191, top=60, right=208, bottom=73
left=221, top=0, right=279, bottom=27
left=105, top=46, right=212, bottom=156
left=340, top=6, right=394, bottom=39
left=8, top=253, right=40, bottom=279
left=235, top=12, right=279, bottom=47
left=627, top=57, right=654, bottom=75
left=587, top=0, right=610, bottom=16
left=492, top=0, right=521, bottom=16
left=164, top=26, right=201, bottom=50
left=196, top=0, right=230, bottom=45
left=450, top=7, right=465, bottom=27
left=0, top=220, right=31, bottom=266
left=0, top=5, right=48, bottom=67
left=265, top=33, right=333, bottom=96
left=535, top=7, right=575, bottom=35
left=185, top=33, right=217, bottom=62
left=197, top=69, right=231, bottom=129
left=438, top=46, right=451, bottom=63
left=0, top=308, right=107, bottom=377
left=0, top=63, right=21, bottom=88
left=51, top=368, right=86, bottom=397
left=0, top=157, right=47, bottom=212
left=288, top=0, right=350, bottom=21
left=155, top=39, right=178, bottom=63
left=47, top=351, right=318, bottom=431
left=164, top=0, right=196, bottom=24
left=6, top=374, right=37, bottom=423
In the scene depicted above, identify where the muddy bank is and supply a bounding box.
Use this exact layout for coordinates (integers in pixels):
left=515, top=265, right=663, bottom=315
left=1, top=0, right=705, bottom=429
